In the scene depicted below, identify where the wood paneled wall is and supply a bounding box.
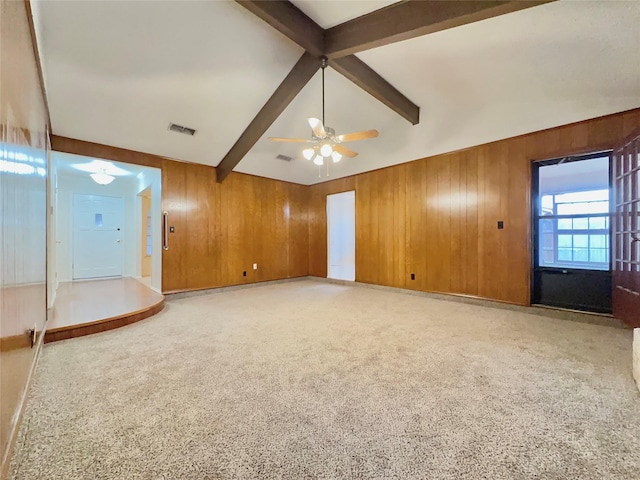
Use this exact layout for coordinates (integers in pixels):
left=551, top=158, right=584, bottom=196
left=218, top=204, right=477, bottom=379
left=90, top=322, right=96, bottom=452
left=51, top=136, right=309, bottom=293
left=0, top=0, right=50, bottom=474
left=308, top=109, right=640, bottom=306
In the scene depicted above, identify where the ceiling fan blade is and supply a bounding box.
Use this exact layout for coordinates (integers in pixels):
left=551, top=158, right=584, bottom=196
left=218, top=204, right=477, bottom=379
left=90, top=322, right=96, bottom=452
left=336, top=129, right=379, bottom=143
left=308, top=117, right=326, bottom=138
left=268, top=137, right=310, bottom=143
left=333, top=144, right=358, bottom=158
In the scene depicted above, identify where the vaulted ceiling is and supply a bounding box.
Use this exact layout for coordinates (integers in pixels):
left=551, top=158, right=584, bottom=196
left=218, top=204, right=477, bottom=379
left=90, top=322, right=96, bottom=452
left=32, top=1, right=640, bottom=185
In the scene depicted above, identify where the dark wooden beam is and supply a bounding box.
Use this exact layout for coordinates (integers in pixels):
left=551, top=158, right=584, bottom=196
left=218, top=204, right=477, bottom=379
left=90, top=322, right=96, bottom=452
left=235, top=0, right=324, bottom=57
left=216, top=52, right=321, bottom=182
left=324, top=0, right=554, bottom=58
left=330, top=56, right=419, bottom=125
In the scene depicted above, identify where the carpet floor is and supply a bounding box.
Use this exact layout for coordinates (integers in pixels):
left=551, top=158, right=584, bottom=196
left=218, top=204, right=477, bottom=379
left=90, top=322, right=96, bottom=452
left=8, top=280, right=640, bottom=479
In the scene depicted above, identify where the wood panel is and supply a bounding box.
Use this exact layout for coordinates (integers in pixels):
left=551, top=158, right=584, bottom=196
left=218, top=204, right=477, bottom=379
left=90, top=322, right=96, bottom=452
left=308, top=108, right=640, bottom=306
left=51, top=136, right=311, bottom=293
left=0, top=0, right=50, bottom=475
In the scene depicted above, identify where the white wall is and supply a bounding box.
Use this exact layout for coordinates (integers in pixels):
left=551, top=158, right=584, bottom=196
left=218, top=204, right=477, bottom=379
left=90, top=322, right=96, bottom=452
left=56, top=173, right=137, bottom=282
left=327, top=191, right=356, bottom=281
left=135, top=168, right=162, bottom=292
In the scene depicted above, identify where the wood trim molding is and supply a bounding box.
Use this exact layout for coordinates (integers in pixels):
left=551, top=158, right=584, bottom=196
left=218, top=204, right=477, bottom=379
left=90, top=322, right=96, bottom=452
left=51, top=135, right=171, bottom=169
left=44, top=300, right=165, bottom=344
left=0, top=333, right=33, bottom=352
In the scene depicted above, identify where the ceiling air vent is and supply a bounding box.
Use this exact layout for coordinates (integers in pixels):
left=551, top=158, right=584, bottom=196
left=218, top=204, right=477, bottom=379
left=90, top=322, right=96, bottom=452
left=168, top=123, right=197, bottom=136
left=275, top=154, right=293, bottom=162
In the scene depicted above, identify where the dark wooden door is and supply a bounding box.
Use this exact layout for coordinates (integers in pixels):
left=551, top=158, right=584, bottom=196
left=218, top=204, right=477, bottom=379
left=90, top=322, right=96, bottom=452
left=612, top=132, right=640, bottom=327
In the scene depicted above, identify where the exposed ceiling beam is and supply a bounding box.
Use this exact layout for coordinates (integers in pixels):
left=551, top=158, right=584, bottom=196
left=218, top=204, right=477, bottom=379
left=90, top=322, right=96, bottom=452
left=235, top=0, right=324, bottom=57
left=235, top=0, right=419, bottom=126
left=216, top=52, right=321, bottom=183
left=330, top=56, right=419, bottom=125
left=324, top=0, right=555, bottom=58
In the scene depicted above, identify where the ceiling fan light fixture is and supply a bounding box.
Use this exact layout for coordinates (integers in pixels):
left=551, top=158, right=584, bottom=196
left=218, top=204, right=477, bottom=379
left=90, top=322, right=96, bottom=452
left=331, top=151, right=342, bottom=163
left=302, top=148, right=315, bottom=160
left=313, top=155, right=324, bottom=166
left=320, top=143, right=333, bottom=157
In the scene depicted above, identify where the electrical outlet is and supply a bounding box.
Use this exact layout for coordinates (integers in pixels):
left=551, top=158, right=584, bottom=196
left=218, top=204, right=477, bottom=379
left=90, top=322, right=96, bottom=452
left=243, top=271, right=247, bottom=277
left=411, top=273, right=415, bottom=280
left=497, top=221, right=504, bottom=230
left=253, top=263, right=258, bottom=270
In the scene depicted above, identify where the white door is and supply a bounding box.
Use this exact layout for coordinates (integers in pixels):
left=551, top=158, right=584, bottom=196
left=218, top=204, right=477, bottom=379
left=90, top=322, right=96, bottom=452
left=327, top=191, right=356, bottom=281
left=73, top=194, right=124, bottom=279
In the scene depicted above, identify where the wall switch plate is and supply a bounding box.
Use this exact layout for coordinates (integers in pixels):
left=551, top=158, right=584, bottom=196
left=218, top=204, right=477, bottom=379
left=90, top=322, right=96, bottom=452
left=253, top=263, right=258, bottom=270
left=497, top=221, right=504, bottom=229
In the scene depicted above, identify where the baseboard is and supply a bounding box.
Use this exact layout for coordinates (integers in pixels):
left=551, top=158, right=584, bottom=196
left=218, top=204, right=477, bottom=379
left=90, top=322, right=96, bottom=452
left=164, top=276, right=307, bottom=299
left=310, top=277, right=624, bottom=329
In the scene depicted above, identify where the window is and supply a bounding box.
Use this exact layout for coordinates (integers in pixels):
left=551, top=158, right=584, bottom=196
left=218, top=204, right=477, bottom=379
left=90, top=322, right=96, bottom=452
left=538, top=189, right=610, bottom=270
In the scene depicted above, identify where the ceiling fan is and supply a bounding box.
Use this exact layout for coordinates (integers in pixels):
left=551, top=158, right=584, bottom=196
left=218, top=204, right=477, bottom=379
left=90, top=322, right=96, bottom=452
left=268, top=57, right=378, bottom=169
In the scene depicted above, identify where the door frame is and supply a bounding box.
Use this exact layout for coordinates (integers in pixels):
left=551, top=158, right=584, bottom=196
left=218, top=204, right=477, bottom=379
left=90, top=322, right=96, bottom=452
left=530, top=150, right=613, bottom=312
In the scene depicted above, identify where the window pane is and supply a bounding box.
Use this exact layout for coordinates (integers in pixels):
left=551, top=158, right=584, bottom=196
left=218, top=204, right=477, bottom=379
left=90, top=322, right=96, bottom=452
left=574, top=235, right=588, bottom=248
left=558, top=235, right=572, bottom=247
left=573, top=217, right=589, bottom=229
left=589, top=217, right=605, bottom=229
left=558, top=248, right=572, bottom=261
left=574, top=249, right=589, bottom=262
left=590, top=235, right=606, bottom=248
left=590, top=249, right=607, bottom=263
left=557, top=218, right=572, bottom=230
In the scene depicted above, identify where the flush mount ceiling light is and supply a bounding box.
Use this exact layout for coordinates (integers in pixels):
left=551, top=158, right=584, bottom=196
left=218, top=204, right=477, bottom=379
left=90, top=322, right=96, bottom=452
left=268, top=57, right=378, bottom=176
left=71, top=159, right=131, bottom=185
left=71, top=159, right=130, bottom=176
left=90, top=170, right=115, bottom=185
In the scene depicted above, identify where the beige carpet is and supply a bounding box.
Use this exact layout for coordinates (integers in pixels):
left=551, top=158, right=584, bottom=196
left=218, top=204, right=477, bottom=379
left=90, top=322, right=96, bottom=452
left=9, top=280, right=640, bottom=479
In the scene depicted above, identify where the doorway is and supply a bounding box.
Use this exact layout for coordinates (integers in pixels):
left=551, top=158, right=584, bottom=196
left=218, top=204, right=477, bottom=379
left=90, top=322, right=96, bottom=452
left=327, top=191, right=356, bottom=281
left=72, top=193, right=124, bottom=279
left=532, top=152, right=612, bottom=313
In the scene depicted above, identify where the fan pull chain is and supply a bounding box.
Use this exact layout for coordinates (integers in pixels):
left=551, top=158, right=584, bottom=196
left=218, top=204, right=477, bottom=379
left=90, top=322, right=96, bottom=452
left=321, top=59, right=326, bottom=127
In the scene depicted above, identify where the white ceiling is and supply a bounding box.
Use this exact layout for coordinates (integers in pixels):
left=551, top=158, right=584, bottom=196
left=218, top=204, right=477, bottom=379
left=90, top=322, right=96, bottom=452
left=32, top=1, right=640, bottom=185
left=539, top=156, right=610, bottom=195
